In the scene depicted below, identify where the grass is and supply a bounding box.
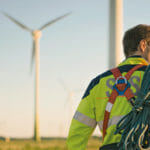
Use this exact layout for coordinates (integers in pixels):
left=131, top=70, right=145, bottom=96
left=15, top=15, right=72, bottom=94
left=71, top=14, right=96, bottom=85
left=0, top=137, right=102, bottom=150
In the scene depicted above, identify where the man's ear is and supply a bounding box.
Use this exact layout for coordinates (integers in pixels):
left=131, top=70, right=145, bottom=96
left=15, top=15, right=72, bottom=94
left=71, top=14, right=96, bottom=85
left=139, top=40, right=147, bottom=52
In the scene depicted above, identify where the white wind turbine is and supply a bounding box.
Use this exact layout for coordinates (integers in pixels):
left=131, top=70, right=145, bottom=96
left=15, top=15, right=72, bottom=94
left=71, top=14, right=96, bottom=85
left=3, top=12, right=71, bottom=141
left=58, top=79, right=82, bottom=125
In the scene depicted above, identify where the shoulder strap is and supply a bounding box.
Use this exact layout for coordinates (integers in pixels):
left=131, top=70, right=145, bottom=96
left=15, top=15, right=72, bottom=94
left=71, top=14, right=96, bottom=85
left=102, top=64, right=144, bottom=139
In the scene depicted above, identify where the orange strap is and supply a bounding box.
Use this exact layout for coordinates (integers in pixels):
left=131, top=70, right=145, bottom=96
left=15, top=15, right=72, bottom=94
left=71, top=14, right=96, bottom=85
left=125, top=64, right=145, bottom=80
left=102, top=64, right=144, bottom=139
left=103, top=90, right=118, bottom=138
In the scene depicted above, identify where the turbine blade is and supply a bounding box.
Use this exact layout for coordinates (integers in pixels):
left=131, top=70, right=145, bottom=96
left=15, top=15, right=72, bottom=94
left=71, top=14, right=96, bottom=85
left=39, top=12, right=72, bottom=30
left=30, top=40, right=35, bottom=74
left=2, top=12, right=31, bottom=31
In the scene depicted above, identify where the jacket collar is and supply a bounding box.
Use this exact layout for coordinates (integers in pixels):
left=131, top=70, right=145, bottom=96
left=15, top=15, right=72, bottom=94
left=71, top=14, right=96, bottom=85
left=118, top=55, right=149, bottom=66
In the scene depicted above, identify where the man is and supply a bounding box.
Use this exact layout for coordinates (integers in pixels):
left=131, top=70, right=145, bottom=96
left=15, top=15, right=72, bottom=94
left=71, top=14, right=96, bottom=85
left=67, top=24, right=150, bottom=150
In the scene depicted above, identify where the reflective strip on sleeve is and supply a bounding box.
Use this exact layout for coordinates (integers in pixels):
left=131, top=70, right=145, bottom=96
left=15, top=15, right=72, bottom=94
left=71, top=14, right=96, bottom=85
left=105, top=102, right=113, bottom=112
left=97, top=116, right=124, bottom=130
left=73, top=111, right=97, bottom=128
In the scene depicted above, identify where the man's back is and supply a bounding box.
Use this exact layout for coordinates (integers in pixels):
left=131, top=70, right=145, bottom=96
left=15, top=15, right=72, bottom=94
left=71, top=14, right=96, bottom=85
left=67, top=56, right=148, bottom=150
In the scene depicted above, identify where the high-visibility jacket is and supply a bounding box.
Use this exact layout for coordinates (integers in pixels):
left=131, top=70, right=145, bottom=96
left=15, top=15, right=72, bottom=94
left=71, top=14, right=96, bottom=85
left=67, top=56, right=149, bottom=150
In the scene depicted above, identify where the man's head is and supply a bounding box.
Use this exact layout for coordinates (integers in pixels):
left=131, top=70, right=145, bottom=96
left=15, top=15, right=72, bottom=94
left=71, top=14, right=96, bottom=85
left=123, top=24, right=150, bottom=63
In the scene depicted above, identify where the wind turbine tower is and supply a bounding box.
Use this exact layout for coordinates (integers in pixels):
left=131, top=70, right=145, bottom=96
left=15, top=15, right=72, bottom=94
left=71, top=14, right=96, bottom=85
left=3, top=12, right=71, bottom=141
left=108, top=0, right=123, bottom=68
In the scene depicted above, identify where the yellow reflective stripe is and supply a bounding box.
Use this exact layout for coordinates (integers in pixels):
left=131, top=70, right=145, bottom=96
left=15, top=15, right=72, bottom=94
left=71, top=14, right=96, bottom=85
left=73, top=111, right=97, bottom=128
left=97, top=116, right=124, bottom=130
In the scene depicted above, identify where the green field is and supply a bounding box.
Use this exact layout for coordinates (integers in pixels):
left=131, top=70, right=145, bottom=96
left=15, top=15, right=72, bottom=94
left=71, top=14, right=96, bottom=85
left=0, top=137, right=102, bottom=150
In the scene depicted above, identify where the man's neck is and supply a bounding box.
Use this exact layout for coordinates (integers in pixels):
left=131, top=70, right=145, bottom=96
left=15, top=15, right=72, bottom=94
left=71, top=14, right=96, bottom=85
left=128, top=51, right=142, bottom=58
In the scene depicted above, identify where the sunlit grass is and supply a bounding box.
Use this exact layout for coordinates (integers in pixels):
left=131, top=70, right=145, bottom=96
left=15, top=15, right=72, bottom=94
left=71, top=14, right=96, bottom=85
left=0, top=137, right=102, bottom=150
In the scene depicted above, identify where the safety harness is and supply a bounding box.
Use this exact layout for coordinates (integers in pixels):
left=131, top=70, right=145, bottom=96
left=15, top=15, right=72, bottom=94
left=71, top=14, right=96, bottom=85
left=103, top=64, right=144, bottom=139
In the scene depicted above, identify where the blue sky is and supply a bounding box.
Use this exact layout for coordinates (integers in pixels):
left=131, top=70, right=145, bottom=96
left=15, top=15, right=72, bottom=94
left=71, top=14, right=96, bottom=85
left=0, top=0, right=150, bottom=138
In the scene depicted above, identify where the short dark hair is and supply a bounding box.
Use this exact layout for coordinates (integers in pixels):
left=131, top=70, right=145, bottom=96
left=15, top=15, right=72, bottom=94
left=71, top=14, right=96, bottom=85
left=123, top=24, right=150, bottom=57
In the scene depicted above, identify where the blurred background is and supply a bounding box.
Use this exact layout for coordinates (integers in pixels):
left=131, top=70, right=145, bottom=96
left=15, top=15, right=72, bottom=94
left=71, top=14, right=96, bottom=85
left=0, top=0, right=150, bottom=149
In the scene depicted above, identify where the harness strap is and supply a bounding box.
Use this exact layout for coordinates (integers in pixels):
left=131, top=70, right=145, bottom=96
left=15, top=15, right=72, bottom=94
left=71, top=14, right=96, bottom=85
left=103, top=90, right=118, bottom=138
left=102, top=65, right=144, bottom=139
left=125, top=64, right=144, bottom=80
left=111, top=68, right=122, bottom=80
left=124, top=88, right=134, bottom=100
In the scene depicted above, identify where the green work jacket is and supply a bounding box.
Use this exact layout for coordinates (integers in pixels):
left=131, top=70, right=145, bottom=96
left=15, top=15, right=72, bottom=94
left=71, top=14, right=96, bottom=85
left=67, top=56, right=148, bottom=150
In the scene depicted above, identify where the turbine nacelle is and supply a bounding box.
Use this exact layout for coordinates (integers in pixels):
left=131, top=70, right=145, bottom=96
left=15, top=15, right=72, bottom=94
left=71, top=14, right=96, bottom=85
left=32, top=30, right=42, bottom=40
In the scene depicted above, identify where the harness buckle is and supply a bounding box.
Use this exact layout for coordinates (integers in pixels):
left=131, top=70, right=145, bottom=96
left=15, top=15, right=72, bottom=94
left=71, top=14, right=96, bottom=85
left=115, top=76, right=127, bottom=85
left=113, top=76, right=131, bottom=95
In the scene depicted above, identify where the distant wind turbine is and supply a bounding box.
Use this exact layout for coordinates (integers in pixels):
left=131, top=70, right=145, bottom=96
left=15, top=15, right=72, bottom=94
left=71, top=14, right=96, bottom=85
left=58, top=78, right=82, bottom=124
left=3, top=12, right=72, bottom=141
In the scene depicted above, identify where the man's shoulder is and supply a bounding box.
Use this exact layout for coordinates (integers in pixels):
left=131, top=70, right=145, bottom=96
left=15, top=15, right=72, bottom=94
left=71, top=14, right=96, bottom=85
left=92, top=64, right=147, bottom=83
left=117, top=64, right=147, bottom=72
left=82, top=70, right=112, bottom=99
left=82, top=64, right=147, bottom=99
